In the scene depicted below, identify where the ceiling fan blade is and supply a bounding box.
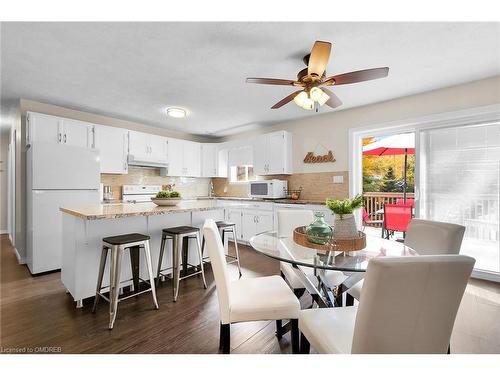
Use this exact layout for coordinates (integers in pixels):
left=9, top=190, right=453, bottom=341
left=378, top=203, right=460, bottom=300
left=271, top=90, right=303, bottom=109
left=307, top=41, right=332, bottom=78
left=246, top=78, right=303, bottom=86
left=321, top=88, right=343, bottom=109
left=324, top=67, right=389, bottom=86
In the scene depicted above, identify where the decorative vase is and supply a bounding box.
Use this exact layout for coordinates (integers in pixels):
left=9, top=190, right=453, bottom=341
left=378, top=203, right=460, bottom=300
left=305, top=212, right=333, bottom=245
left=333, top=214, right=359, bottom=239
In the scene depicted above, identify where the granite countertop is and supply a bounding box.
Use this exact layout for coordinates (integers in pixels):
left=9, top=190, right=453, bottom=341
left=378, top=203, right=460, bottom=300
left=60, top=200, right=248, bottom=220
left=210, top=196, right=327, bottom=205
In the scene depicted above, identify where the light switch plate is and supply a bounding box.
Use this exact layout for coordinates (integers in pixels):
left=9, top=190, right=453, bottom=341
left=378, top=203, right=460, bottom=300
left=333, top=175, right=344, bottom=184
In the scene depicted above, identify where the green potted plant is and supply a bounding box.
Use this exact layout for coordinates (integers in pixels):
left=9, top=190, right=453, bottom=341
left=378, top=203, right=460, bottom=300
left=151, top=190, right=182, bottom=206
left=326, top=195, right=363, bottom=239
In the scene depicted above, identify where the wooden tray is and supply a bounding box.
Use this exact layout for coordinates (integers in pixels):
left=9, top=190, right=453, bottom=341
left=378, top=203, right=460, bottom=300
left=293, top=226, right=366, bottom=253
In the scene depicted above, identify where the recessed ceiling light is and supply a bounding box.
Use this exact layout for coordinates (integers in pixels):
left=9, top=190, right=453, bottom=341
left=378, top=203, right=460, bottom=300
left=166, top=107, right=187, bottom=118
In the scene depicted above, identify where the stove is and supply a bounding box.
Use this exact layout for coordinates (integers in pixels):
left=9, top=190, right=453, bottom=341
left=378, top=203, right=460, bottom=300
left=122, top=185, right=162, bottom=203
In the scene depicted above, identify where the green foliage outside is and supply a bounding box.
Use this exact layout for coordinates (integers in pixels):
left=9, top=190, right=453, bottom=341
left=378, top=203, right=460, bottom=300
left=362, top=137, right=415, bottom=193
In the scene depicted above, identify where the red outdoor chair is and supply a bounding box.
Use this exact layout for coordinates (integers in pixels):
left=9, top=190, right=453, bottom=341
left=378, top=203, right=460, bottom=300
left=382, top=204, right=413, bottom=239
left=396, top=198, right=415, bottom=208
left=361, top=207, right=384, bottom=230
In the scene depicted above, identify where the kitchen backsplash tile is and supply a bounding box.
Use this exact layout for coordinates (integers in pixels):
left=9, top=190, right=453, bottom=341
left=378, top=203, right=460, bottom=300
left=212, top=171, right=349, bottom=202
left=101, top=167, right=210, bottom=200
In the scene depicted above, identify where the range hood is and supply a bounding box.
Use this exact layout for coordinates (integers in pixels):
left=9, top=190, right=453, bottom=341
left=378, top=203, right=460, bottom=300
left=127, top=154, right=168, bottom=168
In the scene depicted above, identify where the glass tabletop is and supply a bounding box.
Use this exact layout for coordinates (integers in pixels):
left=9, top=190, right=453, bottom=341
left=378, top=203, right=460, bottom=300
left=249, top=231, right=417, bottom=273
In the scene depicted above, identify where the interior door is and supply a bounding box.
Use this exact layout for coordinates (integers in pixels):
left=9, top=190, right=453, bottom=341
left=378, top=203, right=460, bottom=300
left=419, top=122, right=500, bottom=278
left=62, top=119, right=91, bottom=148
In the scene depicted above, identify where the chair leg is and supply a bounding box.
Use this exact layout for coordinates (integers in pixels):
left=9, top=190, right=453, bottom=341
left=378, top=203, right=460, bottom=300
left=129, top=245, right=140, bottom=293
left=300, top=332, right=310, bottom=354
left=220, top=323, right=230, bottom=354
left=231, top=228, right=242, bottom=277
left=92, top=246, right=108, bottom=313
left=143, top=240, right=159, bottom=309
left=109, top=245, right=123, bottom=330
left=275, top=320, right=283, bottom=339
left=447, top=344, right=451, bottom=354
left=294, top=288, right=306, bottom=299
left=172, top=235, right=181, bottom=302
left=291, top=319, right=299, bottom=354
left=195, top=233, right=207, bottom=289
left=156, top=235, right=166, bottom=287
left=346, top=293, right=355, bottom=306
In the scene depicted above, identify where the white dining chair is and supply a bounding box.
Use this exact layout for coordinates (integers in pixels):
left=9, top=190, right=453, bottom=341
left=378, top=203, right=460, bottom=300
left=299, top=254, right=475, bottom=354
left=347, top=218, right=466, bottom=302
left=203, top=219, right=300, bottom=354
left=277, top=210, right=347, bottom=296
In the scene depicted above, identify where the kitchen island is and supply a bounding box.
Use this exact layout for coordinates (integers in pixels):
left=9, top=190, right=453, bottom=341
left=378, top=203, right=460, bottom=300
left=60, top=200, right=248, bottom=307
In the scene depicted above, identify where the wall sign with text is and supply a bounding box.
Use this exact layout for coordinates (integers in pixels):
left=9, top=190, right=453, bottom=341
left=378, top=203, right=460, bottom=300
left=303, top=150, right=336, bottom=163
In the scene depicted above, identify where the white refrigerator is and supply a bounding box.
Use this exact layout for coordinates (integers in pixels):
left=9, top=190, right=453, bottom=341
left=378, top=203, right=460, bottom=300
left=27, top=143, right=100, bottom=274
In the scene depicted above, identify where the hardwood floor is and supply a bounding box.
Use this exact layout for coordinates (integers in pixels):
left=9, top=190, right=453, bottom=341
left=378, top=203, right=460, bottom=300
left=1, top=234, right=499, bottom=354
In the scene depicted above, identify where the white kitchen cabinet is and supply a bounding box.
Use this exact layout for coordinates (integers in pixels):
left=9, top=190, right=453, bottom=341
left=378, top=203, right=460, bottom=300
left=165, top=138, right=201, bottom=177
left=62, top=119, right=92, bottom=148
left=253, top=130, right=292, bottom=175
left=93, top=125, right=128, bottom=174
left=26, top=112, right=91, bottom=148
left=128, top=130, right=168, bottom=166
left=201, top=143, right=218, bottom=177
left=217, top=147, right=229, bottom=177
left=241, top=209, right=274, bottom=242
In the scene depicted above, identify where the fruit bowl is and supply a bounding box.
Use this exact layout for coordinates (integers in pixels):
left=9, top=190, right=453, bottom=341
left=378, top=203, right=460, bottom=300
left=151, top=197, right=182, bottom=206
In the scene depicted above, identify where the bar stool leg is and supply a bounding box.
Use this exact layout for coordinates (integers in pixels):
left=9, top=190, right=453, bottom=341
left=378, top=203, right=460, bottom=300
left=143, top=240, right=159, bottom=309
left=130, top=246, right=140, bottom=294
left=173, top=235, right=182, bottom=302
left=156, top=234, right=166, bottom=287
left=93, top=246, right=109, bottom=313
left=109, top=245, right=123, bottom=330
left=231, top=226, right=242, bottom=277
left=195, top=232, right=208, bottom=289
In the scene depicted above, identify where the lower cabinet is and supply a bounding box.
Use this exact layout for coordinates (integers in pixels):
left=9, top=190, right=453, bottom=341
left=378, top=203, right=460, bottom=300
left=224, top=206, right=274, bottom=243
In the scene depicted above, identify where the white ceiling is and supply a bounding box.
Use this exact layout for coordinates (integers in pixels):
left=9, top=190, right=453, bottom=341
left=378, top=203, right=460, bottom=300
left=1, top=22, right=499, bottom=136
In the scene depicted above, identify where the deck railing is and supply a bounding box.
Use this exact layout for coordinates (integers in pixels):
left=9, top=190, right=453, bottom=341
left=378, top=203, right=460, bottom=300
left=363, top=192, right=415, bottom=227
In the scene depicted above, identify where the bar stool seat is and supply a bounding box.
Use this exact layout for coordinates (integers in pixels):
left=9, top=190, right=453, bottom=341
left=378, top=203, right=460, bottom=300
left=93, top=233, right=158, bottom=330
left=103, top=233, right=150, bottom=245
left=157, top=225, right=207, bottom=302
left=202, top=221, right=242, bottom=277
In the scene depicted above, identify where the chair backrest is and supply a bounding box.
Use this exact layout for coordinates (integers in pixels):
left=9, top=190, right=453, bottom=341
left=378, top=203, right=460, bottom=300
left=384, top=204, right=412, bottom=232
left=351, top=255, right=475, bottom=353
left=405, top=219, right=465, bottom=255
left=277, top=209, right=314, bottom=238
left=361, top=207, right=369, bottom=224
left=203, top=219, right=231, bottom=324
left=396, top=198, right=415, bottom=207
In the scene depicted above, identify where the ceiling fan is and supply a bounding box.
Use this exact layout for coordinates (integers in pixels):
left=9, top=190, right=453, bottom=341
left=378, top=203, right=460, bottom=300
left=246, top=41, right=389, bottom=111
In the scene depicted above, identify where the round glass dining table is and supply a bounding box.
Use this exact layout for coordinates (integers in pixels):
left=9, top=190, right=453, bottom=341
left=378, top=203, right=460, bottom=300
left=249, top=231, right=417, bottom=307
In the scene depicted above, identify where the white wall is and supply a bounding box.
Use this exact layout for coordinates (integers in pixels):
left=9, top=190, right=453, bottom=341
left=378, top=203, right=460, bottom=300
left=223, top=76, right=500, bottom=174
left=0, top=130, right=9, bottom=233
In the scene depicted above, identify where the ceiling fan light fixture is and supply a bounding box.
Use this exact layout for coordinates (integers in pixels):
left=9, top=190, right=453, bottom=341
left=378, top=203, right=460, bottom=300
left=309, top=87, right=323, bottom=102
left=317, top=91, right=330, bottom=106
left=301, top=97, right=314, bottom=110
left=166, top=107, right=187, bottom=118
left=293, top=91, right=308, bottom=107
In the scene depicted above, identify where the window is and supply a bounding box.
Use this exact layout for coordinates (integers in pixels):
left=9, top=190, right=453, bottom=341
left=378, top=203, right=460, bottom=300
left=229, top=165, right=255, bottom=183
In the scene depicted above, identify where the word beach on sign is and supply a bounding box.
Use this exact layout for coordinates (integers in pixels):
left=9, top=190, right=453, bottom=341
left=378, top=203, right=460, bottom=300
left=303, top=150, right=336, bottom=164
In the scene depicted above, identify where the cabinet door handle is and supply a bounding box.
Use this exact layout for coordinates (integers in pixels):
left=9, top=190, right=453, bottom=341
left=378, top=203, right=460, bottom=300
left=64, top=134, right=67, bottom=143
left=58, top=133, right=62, bottom=143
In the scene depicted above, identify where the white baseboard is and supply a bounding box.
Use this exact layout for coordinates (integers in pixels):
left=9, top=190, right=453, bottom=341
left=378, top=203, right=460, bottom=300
left=14, top=247, right=26, bottom=264
left=472, top=269, right=500, bottom=283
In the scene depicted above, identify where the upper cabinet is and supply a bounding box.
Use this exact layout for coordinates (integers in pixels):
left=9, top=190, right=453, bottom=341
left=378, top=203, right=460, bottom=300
left=164, top=138, right=201, bottom=177
left=93, top=125, right=128, bottom=174
left=201, top=143, right=218, bottom=177
left=253, top=131, right=292, bottom=175
left=27, top=112, right=91, bottom=148
left=128, top=130, right=168, bottom=167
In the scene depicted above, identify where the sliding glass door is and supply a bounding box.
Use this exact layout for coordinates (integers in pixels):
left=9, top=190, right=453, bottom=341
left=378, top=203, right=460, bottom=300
left=419, top=122, right=500, bottom=278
